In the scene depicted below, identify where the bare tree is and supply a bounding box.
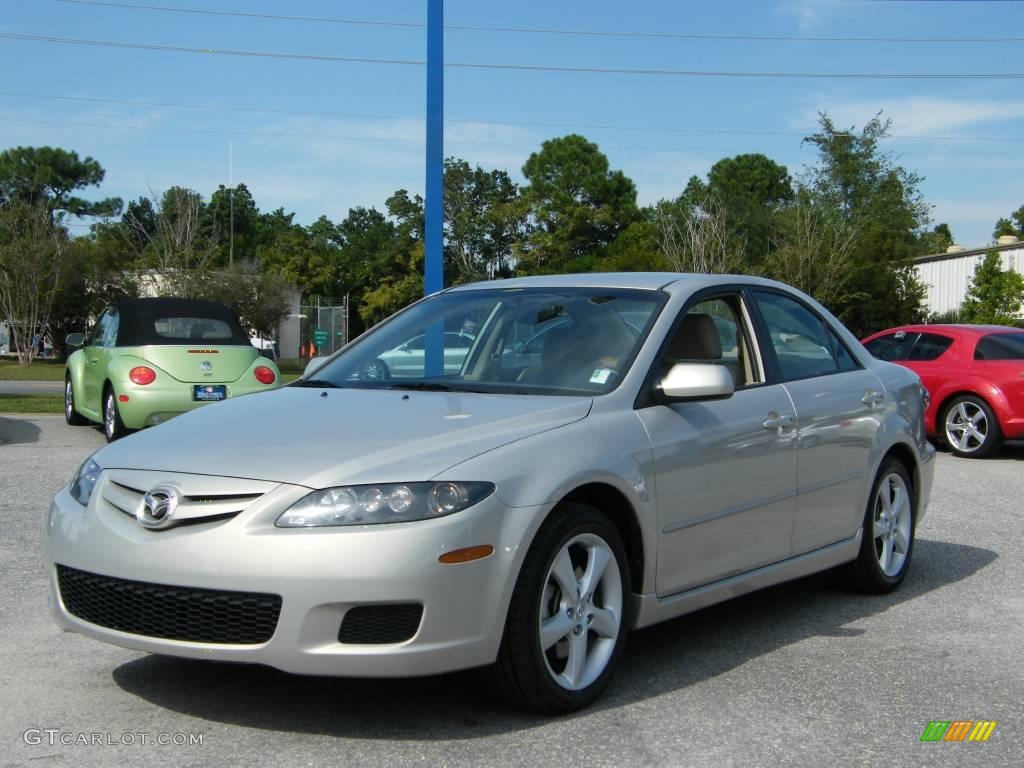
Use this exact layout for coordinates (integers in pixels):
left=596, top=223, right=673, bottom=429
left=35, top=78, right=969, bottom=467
left=656, top=195, right=745, bottom=274
left=765, top=194, right=861, bottom=310
left=123, top=187, right=218, bottom=296
left=0, top=200, right=67, bottom=364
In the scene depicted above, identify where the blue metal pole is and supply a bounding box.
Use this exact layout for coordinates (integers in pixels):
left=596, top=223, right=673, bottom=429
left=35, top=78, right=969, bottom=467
left=424, top=0, right=444, bottom=377
left=424, top=0, right=444, bottom=296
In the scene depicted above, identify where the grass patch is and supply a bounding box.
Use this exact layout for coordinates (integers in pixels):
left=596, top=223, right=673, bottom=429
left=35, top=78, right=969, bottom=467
left=0, top=358, right=67, bottom=381
left=282, top=373, right=299, bottom=383
left=0, top=394, right=64, bottom=414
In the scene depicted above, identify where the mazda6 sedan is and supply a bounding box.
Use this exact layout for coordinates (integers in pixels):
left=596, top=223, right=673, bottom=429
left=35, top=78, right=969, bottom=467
left=64, top=297, right=282, bottom=441
left=46, top=274, right=934, bottom=714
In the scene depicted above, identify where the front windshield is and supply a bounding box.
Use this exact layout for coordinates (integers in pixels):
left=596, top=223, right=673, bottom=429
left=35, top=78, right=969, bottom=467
left=303, top=287, right=665, bottom=395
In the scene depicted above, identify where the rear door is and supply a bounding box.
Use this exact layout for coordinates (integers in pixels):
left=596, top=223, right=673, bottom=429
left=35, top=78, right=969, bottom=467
left=751, top=290, right=884, bottom=555
left=973, top=333, right=1024, bottom=433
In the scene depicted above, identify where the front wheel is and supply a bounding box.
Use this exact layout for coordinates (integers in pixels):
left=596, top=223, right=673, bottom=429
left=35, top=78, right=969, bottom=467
left=103, top=387, right=130, bottom=442
left=488, top=503, right=630, bottom=714
left=838, top=458, right=915, bottom=594
left=64, top=377, right=88, bottom=426
left=942, top=395, right=1002, bottom=458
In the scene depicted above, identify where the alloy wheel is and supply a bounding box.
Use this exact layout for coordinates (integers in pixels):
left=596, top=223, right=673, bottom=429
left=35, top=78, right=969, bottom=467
left=538, top=532, right=623, bottom=691
left=873, top=472, right=912, bottom=577
left=944, top=400, right=988, bottom=454
left=65, top=381, right=74, bottom=419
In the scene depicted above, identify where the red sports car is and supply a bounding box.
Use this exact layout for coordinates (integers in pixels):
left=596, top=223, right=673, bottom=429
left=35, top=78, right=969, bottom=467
left=862, top=324, right=1024, bottom=457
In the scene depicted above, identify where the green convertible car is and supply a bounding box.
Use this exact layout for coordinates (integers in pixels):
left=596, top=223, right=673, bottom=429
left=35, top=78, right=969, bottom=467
left=65, top=297, right=282, bottom=441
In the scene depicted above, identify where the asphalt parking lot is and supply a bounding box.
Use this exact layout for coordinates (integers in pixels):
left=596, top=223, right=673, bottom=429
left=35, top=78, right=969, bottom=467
left=1, top=414, right=1021, bottom=768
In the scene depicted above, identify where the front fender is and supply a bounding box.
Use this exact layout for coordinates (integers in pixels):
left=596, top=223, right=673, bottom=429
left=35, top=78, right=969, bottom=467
left=434, top=408, right=658, bottom=603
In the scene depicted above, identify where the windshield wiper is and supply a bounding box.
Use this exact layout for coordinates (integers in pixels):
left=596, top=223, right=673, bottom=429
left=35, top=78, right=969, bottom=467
left=388, top=381, right=487, bottom=393
left=291, top=379, right=340, bottom=388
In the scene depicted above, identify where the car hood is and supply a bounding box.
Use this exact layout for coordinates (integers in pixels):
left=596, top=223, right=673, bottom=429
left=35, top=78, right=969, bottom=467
left=95, top=387, right=593, bottom=488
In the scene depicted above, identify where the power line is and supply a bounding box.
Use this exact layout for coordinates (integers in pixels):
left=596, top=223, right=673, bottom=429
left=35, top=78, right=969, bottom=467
left=2, top=32, right=1023, bottom=79
left=53, top=0, right=1024, bottom=43
left=3, top=90, right=1024, bottom=144
left=0, top=115, right=1018, bottom=159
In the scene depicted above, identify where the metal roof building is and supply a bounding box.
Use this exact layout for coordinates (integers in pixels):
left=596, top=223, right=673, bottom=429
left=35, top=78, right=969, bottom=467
left=914, top=236, right=1024, bottom=317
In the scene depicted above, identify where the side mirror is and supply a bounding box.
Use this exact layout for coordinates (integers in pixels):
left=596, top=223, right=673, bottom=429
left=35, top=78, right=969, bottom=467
left=660, top=363, right=734, bottom=401
left=304, top=356, right=328, bottom=377
left=65, top=333, right=86, bottom=349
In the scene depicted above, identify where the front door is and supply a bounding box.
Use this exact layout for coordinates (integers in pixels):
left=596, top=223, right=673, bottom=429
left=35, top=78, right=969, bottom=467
left=639, top=293, right=798, bottom=596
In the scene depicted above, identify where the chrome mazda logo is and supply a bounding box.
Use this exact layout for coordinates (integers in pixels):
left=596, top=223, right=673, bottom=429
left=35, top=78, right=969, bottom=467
left=199, top=361, right=213, bottom=371
left=138, top=486, right=181, bottom=529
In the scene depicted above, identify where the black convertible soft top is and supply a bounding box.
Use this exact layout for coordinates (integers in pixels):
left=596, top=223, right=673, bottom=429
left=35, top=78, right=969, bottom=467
left=112, top=298, right=252, bottom=346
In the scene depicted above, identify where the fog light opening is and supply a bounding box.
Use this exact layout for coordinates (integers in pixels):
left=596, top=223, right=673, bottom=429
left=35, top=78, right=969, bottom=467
left=439, top=545, right=494, bottom=565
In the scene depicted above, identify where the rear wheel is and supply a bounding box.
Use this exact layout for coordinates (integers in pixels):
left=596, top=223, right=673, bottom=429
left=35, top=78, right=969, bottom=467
left=488, top=503, right=630, bottom=714
left=103, top=387, right=130, bottom=442
left=838, top=458, right=915, bottom=594
left=64, top=376, right=88, bottom=426
left=942, top=395, right=1002, bottom=458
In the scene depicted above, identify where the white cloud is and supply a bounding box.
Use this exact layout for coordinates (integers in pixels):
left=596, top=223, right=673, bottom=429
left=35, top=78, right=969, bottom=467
left=792, top=96, right=1024, bottom=136
left=778, top=0, right=846, bottom=30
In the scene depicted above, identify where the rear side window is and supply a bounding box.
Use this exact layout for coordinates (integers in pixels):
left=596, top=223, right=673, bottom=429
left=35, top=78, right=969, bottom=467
left=975, top=333, right=1024, bottom=360
left=864, top=332, right=919, bottom=361
left=908, top=333, right=954, bottom=362
left=752, top=291, right=840, bottom=381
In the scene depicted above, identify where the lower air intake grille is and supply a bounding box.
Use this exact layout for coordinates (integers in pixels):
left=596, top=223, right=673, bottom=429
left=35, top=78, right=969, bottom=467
left=56, top=565, right=281, bottom=645
left=338, top=604, right=423, bottom=644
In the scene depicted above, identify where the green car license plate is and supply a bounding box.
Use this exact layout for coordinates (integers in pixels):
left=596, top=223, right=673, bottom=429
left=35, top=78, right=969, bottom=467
left=193, top=384, right=227, bottom=402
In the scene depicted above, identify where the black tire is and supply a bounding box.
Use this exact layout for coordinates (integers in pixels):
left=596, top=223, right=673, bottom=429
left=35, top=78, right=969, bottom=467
left=838, top=458, right=915, bottom=594
left=102, top=386, right=130, bottom=442
left=941, top=395, right=1003, bottom=459
left=487, top=503, right=631, bottom=714
left=64, top=376, right=88, bottom=426
left=358, top=359, right=390, bottom=383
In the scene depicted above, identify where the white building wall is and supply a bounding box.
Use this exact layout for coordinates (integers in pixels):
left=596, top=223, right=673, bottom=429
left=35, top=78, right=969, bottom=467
left=915, top=245, right=1024, bottom=316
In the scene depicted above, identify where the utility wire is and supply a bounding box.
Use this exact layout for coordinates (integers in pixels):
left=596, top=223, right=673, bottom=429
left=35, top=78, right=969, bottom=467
left=54, top=0, right=1024, bottom=43
left=3, top=90, right=1023, bottom=144
left=0, top=116, right=1018, bottom=159
left=2, top=32, right=1022, bottom=79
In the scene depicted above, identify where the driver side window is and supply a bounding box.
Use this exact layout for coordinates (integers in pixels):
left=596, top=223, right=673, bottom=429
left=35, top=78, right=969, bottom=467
left=661, top=295, right=762, bottom=388
left=90, top=311, right=111, bottom=347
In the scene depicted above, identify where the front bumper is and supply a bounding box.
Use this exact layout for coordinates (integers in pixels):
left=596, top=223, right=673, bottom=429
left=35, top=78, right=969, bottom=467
left=44, top=476, right=542, bottom=677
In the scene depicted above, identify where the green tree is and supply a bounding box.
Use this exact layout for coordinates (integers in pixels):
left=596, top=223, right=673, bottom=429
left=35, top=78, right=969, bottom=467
left=0, top=200, right=68, bottom=363
left=992, top=205, right=1024, bottom=239
left=919, top=222, right=954, bottom=254
left=206, top=183, right=261, bottom=266
left=800, top=113, right=927, bottom=333
left=0, top=146, right=121, bottom=219
left=960, top=251, right=1024, bottom=325
left=520, top=135, right=639, bottom=273
left=682, top=153, right=793, bottom=265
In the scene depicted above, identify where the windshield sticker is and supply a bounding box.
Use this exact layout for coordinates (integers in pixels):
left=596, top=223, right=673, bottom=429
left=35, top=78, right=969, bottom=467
left=590, top=368, right=612, bottom=385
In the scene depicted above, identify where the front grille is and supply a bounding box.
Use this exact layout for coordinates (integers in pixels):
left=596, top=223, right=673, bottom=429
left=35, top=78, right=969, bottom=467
left=338, top=604, right=423, bottom=644
left=57, top=565, right=281, bottom=645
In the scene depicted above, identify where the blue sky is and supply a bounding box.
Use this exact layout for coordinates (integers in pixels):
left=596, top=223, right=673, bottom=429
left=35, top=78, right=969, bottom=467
left=1, top=0, right=1022, bottom=249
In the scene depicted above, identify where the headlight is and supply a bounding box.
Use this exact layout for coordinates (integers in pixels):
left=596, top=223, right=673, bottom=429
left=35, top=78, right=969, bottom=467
left=69, top=457, right=102, bottom=507
left=275, top=481, right=495, bottom=528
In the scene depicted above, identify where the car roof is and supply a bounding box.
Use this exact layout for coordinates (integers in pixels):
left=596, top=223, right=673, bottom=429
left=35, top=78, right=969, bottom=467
left=446, top=272, right=796, bottom=293
left=865, top=324, right=1024, bottom=340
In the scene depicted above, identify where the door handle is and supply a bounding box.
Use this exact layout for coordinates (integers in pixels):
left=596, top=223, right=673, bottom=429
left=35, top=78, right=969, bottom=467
left=862, top=390, right=884, bottom=406
left=763, top=413, right=794, bottom=430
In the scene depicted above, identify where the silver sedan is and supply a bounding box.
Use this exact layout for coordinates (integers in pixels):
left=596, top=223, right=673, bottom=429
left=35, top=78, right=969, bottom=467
left=45, top=273, right=934, bottom=714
